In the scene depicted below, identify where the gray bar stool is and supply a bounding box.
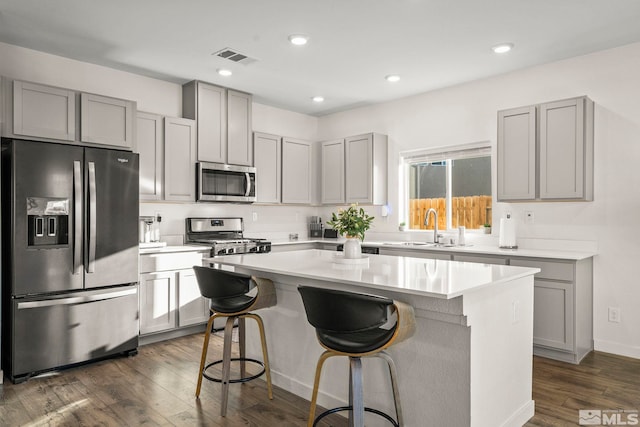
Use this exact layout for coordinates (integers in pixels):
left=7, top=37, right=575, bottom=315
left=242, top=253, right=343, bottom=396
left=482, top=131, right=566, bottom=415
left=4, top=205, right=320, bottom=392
left=193, top=266, right=277, bottom=416
left=298, top=286, right=416, bottom=427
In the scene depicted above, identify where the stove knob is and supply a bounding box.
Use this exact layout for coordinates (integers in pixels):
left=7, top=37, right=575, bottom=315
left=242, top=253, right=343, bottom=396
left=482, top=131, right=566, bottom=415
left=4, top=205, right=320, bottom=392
left=249, top=247, right=257, bottom=252
left=228, top=248, right=235, bottom=254
left=217, top=248, right=227, bottom=255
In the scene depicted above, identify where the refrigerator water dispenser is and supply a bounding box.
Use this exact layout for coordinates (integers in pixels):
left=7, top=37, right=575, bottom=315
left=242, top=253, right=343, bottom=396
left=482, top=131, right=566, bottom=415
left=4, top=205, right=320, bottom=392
left=26, top=197, right=69, bottom=246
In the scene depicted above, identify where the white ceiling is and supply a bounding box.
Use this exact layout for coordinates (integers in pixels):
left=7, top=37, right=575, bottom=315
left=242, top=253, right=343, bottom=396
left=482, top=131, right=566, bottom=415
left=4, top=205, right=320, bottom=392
left=1, top=0, right=640, bottom=116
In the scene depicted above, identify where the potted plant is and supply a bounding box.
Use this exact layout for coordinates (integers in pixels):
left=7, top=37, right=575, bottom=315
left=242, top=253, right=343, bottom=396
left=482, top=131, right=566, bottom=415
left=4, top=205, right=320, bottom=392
left=399, top=221, right=407, bottom=232
left=483, top=223, right=492, bottom=234
left=327, top=204, right=374, bottom=259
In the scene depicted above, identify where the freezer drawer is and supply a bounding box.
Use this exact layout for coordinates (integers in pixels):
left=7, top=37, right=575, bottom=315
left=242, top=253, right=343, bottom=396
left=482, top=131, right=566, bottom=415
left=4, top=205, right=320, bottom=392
left=10, top=285, right=139, bottom=382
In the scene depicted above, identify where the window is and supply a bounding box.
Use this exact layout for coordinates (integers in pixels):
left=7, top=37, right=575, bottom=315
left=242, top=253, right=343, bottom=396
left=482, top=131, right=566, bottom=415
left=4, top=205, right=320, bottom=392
left=400, top=142, right=492, bottom=231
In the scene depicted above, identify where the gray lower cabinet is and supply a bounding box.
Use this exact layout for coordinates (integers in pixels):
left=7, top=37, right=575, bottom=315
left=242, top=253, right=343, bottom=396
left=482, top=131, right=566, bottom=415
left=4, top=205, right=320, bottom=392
left=379, top=246, right=593, bottom=364
left=177, top=269, right=210, bottom=327
left=139, top=271, right=176, bottom=335
left=139, top=250, right=210, bottom=341
left=164, top=117, right=196, bottom=202
left=136, top=111, right=163, bottom=200
left=510, top=257, right=592, bottom=363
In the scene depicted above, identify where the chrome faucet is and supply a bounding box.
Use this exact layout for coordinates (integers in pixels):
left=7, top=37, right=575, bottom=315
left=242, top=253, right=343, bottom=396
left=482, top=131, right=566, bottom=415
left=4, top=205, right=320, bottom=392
left=424, top=208, right=440, bottom=244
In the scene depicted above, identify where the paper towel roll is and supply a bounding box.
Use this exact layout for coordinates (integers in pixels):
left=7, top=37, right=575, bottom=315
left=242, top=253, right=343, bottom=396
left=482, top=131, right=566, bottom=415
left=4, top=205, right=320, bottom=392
left=499, top=217, right=517, bottom=249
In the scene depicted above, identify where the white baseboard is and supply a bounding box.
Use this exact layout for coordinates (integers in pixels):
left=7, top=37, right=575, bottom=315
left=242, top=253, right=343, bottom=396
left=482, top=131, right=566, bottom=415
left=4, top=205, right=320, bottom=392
left=269, top=369, right=346, bottom=412
left=501, top=400, right=535, bottom=427
left=594, top=339, right=640, bottom=359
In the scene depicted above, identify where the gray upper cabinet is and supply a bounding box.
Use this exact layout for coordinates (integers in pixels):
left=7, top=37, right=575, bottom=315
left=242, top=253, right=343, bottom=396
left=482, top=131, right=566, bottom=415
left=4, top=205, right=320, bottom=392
left=497, top=96, right=594, bottom=202
left=321, top=139, right=345, bottom=204
left=227, top=90, right=253, bottom=166
left=282, top=137, right=313, bottom=204
left=136, top=112, right=163, bottom=201
left=80, top=93, right=135, bottom=149
left=539, top=97, right=594, bottom=200
left=11, top=80, right=76, bottom=141
left=183, top=81, right=253, bottom=165
left=345, top=133, right=388, bottom=205
left=497, top=106, right=536, bottom=200
left=164, top=117, right=196, bottom=202
left=253, top=132, right=281, bottom=203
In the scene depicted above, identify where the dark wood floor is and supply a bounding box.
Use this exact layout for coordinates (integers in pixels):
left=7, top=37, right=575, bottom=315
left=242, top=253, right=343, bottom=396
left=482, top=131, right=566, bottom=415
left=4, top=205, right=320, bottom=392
left=1, top=333, right=639, bottom=426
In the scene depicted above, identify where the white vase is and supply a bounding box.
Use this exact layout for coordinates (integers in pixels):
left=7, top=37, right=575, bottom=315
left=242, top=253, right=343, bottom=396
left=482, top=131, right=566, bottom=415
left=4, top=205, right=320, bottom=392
left=343, top=237, right=362, bottom=259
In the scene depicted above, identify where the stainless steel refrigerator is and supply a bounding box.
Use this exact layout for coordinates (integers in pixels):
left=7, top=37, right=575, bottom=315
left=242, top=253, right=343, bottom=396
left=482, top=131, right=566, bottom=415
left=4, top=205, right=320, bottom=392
left=1, top=138, right=140, bottom=383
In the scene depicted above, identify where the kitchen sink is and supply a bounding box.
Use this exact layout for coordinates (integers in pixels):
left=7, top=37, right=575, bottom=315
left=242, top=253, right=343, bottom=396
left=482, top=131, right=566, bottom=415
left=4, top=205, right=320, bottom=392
left=383, top=241, right=435, bottom=247
left=383, top=241, right=472, bottom=248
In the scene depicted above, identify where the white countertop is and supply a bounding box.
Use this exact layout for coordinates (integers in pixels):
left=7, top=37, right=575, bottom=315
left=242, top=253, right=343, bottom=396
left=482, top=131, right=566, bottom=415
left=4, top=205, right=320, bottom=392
left=139, top=244, right=211, bottom=255
left=271, top=238, right=595, bottom=260
left=204, top=249, right=539, bottom=299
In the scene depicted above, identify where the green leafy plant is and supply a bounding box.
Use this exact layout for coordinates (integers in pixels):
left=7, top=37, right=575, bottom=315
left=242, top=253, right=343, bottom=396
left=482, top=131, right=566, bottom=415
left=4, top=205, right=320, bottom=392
left=327, top=204, right=374, bottom=241
left=399, top=221, right=406, bottom=227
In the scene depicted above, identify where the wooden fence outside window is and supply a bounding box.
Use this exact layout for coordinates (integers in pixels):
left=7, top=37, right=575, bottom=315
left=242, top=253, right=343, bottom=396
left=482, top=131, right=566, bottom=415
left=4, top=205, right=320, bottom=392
left=409, top=195, right=492, bottom=230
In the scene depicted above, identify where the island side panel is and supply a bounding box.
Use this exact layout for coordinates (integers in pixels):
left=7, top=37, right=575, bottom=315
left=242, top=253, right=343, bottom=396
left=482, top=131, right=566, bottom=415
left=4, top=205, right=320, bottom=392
left=234, top=268, right=473, bottom=427
left=463, top=275, right=535, bottom=427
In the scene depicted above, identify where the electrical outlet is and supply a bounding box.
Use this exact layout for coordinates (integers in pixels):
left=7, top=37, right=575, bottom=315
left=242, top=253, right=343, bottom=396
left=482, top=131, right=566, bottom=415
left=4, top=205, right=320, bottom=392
left=252, top=212, right=258, bottom=222
left=608, top=307, right=621, bottom=323
left=524, top=211, right=534, bottom=224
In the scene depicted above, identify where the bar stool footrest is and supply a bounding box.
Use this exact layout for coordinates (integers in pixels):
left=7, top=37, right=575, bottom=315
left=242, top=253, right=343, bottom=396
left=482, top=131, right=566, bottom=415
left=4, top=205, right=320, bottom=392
left=202, top=358, right=266, bottom=384
left=313, top=405, right=399, bottom=427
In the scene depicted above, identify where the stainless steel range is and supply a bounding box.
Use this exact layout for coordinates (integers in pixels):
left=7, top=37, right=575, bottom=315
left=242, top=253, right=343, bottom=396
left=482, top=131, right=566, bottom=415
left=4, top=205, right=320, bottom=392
left=185, top=217, right=271, bottom=256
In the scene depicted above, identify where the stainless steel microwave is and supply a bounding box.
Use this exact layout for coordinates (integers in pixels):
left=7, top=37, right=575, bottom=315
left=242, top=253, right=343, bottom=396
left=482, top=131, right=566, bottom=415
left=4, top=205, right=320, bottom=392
left=197, top=162, right=256, bottom=203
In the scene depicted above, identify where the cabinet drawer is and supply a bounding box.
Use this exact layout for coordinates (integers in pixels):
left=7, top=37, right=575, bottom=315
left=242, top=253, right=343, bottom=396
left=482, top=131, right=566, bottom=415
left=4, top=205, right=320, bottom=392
left=510, top=258, right=574, bottom=281
left=140, top=251, right=204, bottom=274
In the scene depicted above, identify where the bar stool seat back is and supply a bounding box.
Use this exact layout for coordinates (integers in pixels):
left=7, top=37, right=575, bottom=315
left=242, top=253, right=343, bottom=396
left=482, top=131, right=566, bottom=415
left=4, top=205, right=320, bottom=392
left=193, top=266, right=276, bottom=417
left=298, top=285, right=415, bottom=427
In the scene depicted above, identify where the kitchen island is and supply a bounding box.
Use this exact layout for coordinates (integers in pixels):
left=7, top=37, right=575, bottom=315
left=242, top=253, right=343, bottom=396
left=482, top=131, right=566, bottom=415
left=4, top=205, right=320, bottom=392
left=204, top=249, right=539, bottom=427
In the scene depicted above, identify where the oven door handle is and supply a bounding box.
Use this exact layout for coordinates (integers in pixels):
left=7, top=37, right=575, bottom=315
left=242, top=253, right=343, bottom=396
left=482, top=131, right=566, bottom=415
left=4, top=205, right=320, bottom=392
left=244, top=172, right=252, bottom=197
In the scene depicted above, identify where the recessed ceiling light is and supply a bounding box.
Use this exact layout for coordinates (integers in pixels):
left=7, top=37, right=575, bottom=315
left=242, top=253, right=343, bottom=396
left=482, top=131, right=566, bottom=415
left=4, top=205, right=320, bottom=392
left=288, top=34, right=309, bottom=46
left=492, top=43, right=514, bottom=54
left=385, top=75, right=400, bottom=83
left=217, top=68, right=232, bottom=76
left=312, top=96, right=324, bottom=103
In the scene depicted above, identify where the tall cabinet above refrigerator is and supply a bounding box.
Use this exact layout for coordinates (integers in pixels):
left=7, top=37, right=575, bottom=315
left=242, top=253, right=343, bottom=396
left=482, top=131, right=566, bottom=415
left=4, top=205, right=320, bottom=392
left=1, top=138, right=140, bottom=383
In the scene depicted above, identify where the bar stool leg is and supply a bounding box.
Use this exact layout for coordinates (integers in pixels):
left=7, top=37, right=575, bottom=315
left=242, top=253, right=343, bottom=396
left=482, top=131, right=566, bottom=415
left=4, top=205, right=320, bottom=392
left=308, top=351, right=334, bottom=427
left=350, top=357, right=364, bottom=427
left=196, top=313, right=217, bottom=398
left=247, top=313, right=273, bottom=400
left=220, top=316, right=236, bottom=416
left=348, top=361, right=357, bottom=426
left=238, top=317, right=246, bottom=380
left=378, top=351, right=404, bottom=426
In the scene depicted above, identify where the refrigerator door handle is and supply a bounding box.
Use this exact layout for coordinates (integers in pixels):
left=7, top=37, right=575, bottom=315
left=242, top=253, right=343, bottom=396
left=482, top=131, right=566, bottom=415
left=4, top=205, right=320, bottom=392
left=16, top=287, right=137, bottom=309
left=244, top=172, right=251, bottom=197
left=87, top=161, right=97, bottom=273
left=73, top=160, right=82, bottom=274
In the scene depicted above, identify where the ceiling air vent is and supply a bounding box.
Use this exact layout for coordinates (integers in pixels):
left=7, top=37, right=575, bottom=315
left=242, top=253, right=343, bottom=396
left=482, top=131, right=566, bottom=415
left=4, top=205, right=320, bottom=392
left=212, top=48, right=257, bottom=65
